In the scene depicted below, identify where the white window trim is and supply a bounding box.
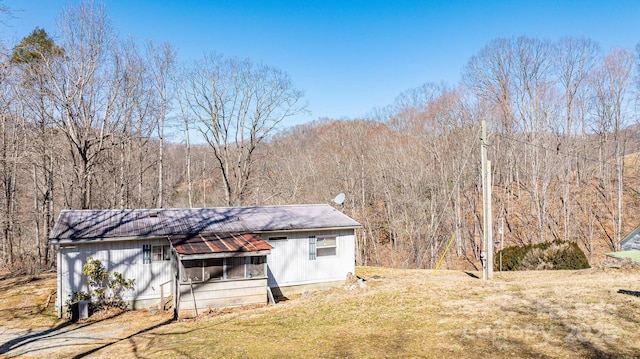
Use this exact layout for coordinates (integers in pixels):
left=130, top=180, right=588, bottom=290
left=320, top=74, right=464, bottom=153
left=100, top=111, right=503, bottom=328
left=310, top=235, right=338, bottom=259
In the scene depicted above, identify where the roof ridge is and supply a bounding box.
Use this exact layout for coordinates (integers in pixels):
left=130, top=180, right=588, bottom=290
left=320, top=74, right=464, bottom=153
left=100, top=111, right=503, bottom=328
left=58, top=204, right=332, bottom=213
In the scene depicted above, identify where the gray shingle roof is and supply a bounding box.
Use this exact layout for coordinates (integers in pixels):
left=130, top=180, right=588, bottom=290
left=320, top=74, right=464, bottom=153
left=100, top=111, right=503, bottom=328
left=621, top=225, right=640, bottom=251
left=49, top=204, right=360, bottom=243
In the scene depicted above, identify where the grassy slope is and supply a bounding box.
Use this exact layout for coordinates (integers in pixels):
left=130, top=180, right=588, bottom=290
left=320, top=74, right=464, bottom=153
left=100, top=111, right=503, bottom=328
left=114, top=267, right=640, bottom=359
left=0, top=272, right=60, bottom=330
left=2, top=267, right=640, bottom=358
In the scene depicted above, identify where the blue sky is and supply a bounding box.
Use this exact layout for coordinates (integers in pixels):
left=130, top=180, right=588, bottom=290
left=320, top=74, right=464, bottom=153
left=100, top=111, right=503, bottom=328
left=2, top=1, right=640, bottom=128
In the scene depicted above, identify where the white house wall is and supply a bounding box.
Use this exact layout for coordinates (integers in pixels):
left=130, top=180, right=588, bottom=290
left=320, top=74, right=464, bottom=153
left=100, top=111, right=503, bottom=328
left=265, top=229, right=355, bottom=288
left=56, top=238, right=173, bottom=313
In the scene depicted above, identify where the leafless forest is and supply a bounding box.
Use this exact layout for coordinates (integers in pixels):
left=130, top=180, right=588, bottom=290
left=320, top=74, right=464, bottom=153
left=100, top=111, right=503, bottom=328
left=1, top=2, right=640, bottom=272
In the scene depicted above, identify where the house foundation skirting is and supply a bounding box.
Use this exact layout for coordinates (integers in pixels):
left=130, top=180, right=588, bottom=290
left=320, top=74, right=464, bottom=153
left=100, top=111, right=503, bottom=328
left=178, top=278, right=268, bottom=318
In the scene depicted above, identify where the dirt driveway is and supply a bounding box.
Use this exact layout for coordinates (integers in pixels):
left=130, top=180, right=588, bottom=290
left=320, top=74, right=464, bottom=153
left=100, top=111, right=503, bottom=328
left=0, top=309, right=173, bottom=358
left=0, top=273, right=176, bottom=359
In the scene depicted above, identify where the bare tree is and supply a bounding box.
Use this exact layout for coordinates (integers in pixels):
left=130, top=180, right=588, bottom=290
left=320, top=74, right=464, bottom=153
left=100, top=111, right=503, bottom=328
left=553, top=37, right=600, bottom=137
left=41, top=0, right=122, bottom=209
left=552, top=37, right=600, bottom=243
left=146, top=40, right=176, bottom=208
left=463, top=38, right=514, bottom=134
left=182, top=54, right=307, bottom=206
left=589, top=49, right=634, bottom=251
left=173, top=64, right=196, bottom=208
left=0, top=58, right=23, bottom=267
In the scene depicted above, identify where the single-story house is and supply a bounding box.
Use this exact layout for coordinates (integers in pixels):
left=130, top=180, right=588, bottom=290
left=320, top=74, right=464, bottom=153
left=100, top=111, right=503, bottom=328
left=49, top=204, right=360, bottom=318
left=606, top=225, right=640, bottom=264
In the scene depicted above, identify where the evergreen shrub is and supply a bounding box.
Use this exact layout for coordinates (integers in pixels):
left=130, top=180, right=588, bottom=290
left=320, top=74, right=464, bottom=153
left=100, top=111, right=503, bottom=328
left=495, top=240, right=590, bottom=271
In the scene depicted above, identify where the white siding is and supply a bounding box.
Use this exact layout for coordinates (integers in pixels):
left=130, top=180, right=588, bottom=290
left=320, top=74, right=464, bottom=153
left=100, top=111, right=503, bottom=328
left=56, top=238, right=173, bottom=312
left=55, top=228, right=357, bottom=314
left=265, top=229, right=355, bottom=288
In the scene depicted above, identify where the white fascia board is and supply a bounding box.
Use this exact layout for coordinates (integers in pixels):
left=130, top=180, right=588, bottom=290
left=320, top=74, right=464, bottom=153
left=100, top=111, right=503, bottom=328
left=50, top=235, right=169, bottom=246
left=253, top=226, right=361, bottom=234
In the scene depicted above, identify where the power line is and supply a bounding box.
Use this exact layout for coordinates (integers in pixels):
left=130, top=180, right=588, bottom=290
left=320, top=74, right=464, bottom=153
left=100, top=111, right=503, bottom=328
left=430, top=127, right=480, bottom=261
left=494, top=133, right=610, bottom=164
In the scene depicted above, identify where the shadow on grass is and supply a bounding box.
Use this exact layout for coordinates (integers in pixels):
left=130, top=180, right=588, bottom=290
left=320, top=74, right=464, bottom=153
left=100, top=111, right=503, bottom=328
left=0, top=321, right=73, bottom=355
left=463, top=271, right=480, bottom=279
left=460, top=290, right=636, bottom=359
left=70, top=316, right=175, bottom=359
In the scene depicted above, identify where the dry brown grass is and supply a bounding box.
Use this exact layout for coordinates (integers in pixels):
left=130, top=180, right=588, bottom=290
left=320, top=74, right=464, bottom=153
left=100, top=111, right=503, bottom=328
left=103, top=266, right=640, bottom=359
left=2, top=267, right=640, bottom=358
left=0, top=272, right=60, bottom=330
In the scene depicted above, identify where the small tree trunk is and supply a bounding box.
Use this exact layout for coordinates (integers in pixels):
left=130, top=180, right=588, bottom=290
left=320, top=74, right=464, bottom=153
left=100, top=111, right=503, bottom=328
left=33, top=164, right=41, bottom=267
left=157, top=121, right=164, bottom=208
left=185, top=119, right=193, bottom=208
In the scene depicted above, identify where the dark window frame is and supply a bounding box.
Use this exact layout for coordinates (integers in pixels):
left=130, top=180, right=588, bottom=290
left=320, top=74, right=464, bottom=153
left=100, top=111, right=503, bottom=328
left=180, top=255, right=267, bottom=283
left=152, top=245, right=171, bottom=262
left=143, top=244, right=151, bottom=264
left=268, top=236, right=288, bottom=241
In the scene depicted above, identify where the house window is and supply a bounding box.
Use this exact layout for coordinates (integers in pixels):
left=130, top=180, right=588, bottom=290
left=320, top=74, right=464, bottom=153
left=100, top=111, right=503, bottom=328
left=247, top=256, right=266, bottom=278
left=182, top=260, right=204, bottom=282
left=182, top=259, right=223, bottom=282
left=309, top=236, right=337, bottom=259
left=226, top=257, right=246, bottom=279
left=316, top=237, right=337, bottom=257
left=203, top=258, right=223, bottom=281
left=180, top=256, right=266, bottom=283
left=152, top=245, right=170, bottom=261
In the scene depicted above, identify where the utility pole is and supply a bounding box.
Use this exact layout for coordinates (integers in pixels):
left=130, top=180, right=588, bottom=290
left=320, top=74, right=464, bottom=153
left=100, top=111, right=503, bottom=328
left=499, top=217, right=504, bottom=277
left=487, top=160, right=493, bottom=279
left=481, top=119, right=493, bottom=280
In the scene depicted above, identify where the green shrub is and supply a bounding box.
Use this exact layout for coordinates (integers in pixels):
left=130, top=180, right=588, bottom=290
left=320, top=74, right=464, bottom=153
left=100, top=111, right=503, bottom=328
left=495, top=240, right=590, bottom=271
left=552, top=241, right=590, bottom=270
left=497, top=244, right=533, bottom=271
left=73, top=256, right=135, bottom=313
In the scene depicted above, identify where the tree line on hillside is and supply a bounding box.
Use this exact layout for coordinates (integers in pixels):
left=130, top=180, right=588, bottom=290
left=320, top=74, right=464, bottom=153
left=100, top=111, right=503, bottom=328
left=0, top=1, right=639, bottom=272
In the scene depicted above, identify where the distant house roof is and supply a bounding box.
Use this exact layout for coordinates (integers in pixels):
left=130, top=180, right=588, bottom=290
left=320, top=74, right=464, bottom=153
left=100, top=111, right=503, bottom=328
left=49, top=204, right=360, bottom=244
left=621, top=225, right=640, bottom=251
left=169, top=232, right=272, bottom=258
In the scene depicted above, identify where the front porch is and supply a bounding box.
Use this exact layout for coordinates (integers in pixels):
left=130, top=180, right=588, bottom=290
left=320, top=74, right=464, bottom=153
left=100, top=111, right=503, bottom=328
left=169, top=232, right=272, bottom=318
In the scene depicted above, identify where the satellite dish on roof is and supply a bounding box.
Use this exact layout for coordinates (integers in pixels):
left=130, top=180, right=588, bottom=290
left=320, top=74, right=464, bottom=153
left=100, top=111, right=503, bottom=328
left=333, top=192, right=346, bottom=205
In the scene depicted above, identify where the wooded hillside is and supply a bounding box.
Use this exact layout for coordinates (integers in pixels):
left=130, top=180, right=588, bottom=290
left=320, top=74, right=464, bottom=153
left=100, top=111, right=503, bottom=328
left=1, top=2, right=639, bottom=272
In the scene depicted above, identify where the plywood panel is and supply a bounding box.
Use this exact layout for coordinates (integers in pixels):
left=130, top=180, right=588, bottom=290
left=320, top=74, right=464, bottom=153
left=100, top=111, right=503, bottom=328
left=179, top=279, right=267, bottom=310
left=179, top=281, right=266, bottom=301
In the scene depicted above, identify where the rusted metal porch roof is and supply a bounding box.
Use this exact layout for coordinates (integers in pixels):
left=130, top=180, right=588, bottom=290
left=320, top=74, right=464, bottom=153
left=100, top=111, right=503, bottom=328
left=169, top=232, right=272, bottom=257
